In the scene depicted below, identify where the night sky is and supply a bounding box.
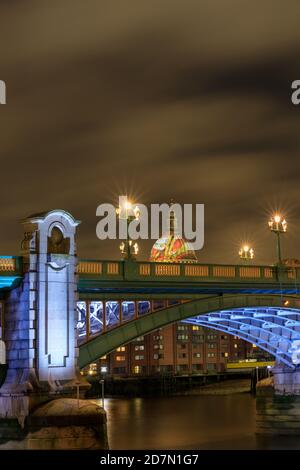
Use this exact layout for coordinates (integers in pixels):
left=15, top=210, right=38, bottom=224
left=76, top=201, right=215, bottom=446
left=1, top=0, right=300, bottom=264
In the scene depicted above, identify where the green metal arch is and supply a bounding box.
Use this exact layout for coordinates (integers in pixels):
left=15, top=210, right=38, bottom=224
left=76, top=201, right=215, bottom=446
left=78, top=294, right=299, bottom=368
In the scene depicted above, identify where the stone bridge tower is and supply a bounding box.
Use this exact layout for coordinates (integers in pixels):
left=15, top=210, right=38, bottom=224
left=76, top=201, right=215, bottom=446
left=0, top=210, right=81, bottom=420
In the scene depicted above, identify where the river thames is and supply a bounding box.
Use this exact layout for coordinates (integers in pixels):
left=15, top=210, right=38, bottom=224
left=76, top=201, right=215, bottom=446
left=93, top=394, right=300, bottom=450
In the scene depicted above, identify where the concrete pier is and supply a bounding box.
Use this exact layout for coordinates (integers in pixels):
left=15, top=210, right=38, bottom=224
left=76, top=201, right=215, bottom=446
left=256, top=366, right=300, bottom=435
left=0, top=398, right=108, bottom=449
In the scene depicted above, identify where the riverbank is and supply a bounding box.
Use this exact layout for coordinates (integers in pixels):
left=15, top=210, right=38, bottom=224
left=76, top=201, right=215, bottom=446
left=175, top=378, right=251, bottom=396
left=87, top=374, right=251, bottom=398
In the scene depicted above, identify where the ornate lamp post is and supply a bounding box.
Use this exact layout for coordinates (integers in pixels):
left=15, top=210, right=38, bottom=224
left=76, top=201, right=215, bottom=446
left=116, top=200, right=140, bottom=260
left=239, top=245, right=254, bottom=262
left=268, top=215, right=287, bottom=265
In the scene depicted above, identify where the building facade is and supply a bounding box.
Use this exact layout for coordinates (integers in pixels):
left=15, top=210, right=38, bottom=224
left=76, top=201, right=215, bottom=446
left=95, top=324, right=266, bottom=377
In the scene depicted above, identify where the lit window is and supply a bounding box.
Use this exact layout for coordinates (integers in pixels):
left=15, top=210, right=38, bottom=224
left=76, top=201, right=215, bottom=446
left=134, top=345, right=144, bottom=351
left=234, top=344, right=238, bottom=349
left=88, top=363, right=97, bottom=376
left=116, top=355, right=125, bottom=362
left=116, top=346, right=126, bottom=352
left=225, top=352, right=228, bottom=357
left=133, top=365, right=142, bottom=374
left=134, top=355, right=144, bottom=360
left=252, top=344, right=257, bottom=348
left=192, top=326, right=200, bottom=331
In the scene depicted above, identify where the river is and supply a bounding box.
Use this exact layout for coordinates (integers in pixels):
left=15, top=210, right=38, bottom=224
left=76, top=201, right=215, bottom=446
left=93, top=394, right=300, bottom=450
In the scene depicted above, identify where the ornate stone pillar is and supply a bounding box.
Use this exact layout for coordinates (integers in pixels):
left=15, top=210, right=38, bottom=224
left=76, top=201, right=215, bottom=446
left=0, top=210, right=81, bottom=420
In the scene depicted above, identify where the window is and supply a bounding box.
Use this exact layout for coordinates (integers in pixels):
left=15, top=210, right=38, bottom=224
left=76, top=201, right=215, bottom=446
left=113, top=367, right=126, bottom=374
left=192, top=325, right=200, bottom=331
left=221, top=335, right=228, bottom=340
left=134, top=345, right=144, bottom=351
left=134, top=355, right=144, bottom=361
left=192, top=334, right=204, bottom=342
left=116, top=355, right=125, bottom=362
left=207, top=334, right=217, bottom=340
left=221, top=352, right=229, bottom=358
left=234, top=344, right=238, bottom=349
left=133, top=365, right=142, bottom=374
left=177, top=334, right=189, bottom=341
left=177, top=325, right=188, bottom=331
left=88, top=363, right=97, bottom=376
left=153, top=354, right=159, bottom=360
left=207, top=352, right=215, bottom=358
left=153, top=344, right=163, bottom=350
left=193, top=353, right=201, bottom=358
left=135, top=336, right=144, bottom=341
left=178, top=353, right=187, bottom=359
left=208, top=343, right=216, bottom=349
left=116, top=346, right=126, bottom=352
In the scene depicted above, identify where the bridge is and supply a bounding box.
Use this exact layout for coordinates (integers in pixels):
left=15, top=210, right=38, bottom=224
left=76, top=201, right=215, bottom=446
left=2, top=249, right=300, bottom=369
left=0, top=209, right=300, bottom=436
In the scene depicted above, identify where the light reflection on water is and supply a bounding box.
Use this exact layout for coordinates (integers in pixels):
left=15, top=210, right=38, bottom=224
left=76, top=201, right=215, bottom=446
left=93, top=394, right=300, bottom=450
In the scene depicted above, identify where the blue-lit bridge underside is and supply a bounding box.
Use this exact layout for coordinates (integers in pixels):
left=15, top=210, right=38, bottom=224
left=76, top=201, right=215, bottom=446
left=185, top=307, right=300, bottom=368
left=78, top=294, right=300, bottom=369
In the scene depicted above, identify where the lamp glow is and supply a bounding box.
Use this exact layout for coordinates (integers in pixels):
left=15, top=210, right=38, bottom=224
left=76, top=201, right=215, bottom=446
left=239, top=245, right=254, bottom=261
left=268, top=214, right=287, bottom=264
left=116, top=198, right=140, bottom=259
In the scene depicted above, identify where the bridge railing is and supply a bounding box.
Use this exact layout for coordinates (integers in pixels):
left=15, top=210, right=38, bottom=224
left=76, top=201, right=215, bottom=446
left=1, top=256, right=298, bottom=284
left=0, top=256, right=22, bottom=275
left=77, top=259, right=300, bottom=283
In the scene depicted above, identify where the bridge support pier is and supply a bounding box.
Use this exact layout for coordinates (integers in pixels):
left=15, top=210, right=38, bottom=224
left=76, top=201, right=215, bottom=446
left=0, top=210, right=108, bottom=449
left=256, top=364, right=300, bottom=435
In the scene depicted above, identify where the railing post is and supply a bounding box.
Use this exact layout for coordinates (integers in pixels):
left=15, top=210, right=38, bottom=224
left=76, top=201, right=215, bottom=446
left=123, top=259, right=138, bottom=280
left=208, top=265, right=214, bottom=279
left=276, top=264, right=287, bottom=283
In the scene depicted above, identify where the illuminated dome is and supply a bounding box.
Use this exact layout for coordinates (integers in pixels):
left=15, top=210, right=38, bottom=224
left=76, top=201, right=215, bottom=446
left=149, top=210, right=197, bottom=263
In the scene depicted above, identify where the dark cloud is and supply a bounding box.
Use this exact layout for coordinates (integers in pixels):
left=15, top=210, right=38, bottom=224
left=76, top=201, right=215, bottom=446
left=0, top=0, right=300, bottom=264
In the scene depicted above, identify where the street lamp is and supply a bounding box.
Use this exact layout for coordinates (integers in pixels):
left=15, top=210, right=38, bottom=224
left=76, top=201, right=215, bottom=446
left=268, top=214, right=287, bottom=265
left=239, top=245, right=254, bottom=262
left=100, top=379, right=105, bottom=409
left=116, top=199, right=140, bottom=259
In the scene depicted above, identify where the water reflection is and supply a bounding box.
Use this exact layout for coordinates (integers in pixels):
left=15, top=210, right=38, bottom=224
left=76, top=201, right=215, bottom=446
left=93, top=394, right=300, bottom=450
